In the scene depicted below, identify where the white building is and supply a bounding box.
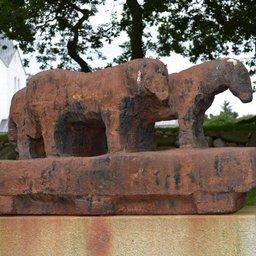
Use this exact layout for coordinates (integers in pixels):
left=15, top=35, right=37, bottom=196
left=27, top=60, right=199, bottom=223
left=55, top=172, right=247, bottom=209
left=0, top=35, right=26, bottom=132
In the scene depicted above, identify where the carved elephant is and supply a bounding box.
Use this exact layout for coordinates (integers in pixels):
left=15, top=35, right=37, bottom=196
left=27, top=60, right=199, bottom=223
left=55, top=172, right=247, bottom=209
left=168, top=58, right=253, bottom=148
left=9, top=88, right=48, bottom=158
left=9, top=58, right=173, bottom=159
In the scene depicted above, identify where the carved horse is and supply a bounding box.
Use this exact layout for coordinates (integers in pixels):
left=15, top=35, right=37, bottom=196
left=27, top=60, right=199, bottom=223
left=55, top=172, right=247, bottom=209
left=168, top=58, right=253, bottom=147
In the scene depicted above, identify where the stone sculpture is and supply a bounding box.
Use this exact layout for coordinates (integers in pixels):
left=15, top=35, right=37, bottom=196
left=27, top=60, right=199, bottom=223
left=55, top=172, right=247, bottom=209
left=3, top=57, right=256, bottom=215
left=9, top=58, right=173, bottom=159
left=168, top=58, right=253, bottom=148
left=9, top=58, right=253, bottom=160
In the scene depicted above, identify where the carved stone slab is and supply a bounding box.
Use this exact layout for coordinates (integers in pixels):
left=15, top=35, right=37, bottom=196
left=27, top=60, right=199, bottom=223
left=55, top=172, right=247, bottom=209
left=0, top=148, right=255, bottom=215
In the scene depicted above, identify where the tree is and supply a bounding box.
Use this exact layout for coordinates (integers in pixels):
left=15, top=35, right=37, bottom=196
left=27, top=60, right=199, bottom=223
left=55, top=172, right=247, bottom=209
left=204, top=100, right=239, bottom=126
left=118, top=0, right=256, bottom=74
left=115, top=0, right=170, bottom=63
left=156, top=0, right=256, bottom=74
left=220, top=100, right=238, bottom=118
left=0, top=0, right=110, bottom=72
left=1, top=1, right=256, bottom=74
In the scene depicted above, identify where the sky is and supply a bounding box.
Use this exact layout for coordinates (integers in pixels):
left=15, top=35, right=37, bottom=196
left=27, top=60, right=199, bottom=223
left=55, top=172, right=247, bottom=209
left=20, top=0, right=256, bottom=117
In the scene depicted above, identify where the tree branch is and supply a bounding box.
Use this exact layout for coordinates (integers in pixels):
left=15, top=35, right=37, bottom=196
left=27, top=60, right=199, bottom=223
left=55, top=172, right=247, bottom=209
left=67, top=14, right=91, bottom=72
left=69, top=3, right=84, bottom=13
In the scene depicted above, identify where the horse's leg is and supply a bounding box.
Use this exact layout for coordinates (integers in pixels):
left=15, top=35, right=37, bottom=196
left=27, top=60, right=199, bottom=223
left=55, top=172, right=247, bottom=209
left=178, top=112, right=197, bottom=148
left=191, top=111, right=208, bottom=147
left=192, top=96, right=214, bottom=147
left=178, top=107, right=207, bottom=148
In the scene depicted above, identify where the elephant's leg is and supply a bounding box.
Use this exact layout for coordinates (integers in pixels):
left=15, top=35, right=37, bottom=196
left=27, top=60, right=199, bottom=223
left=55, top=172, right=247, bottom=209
left=42, top=126, right=58, bottom=157
left=102, top=110, right=123, bottom=153
left=17, top=132, right=32, bottom=159
left=122, top=122, right=156, bottom=152
left=41, top=116, right=59, bottom=157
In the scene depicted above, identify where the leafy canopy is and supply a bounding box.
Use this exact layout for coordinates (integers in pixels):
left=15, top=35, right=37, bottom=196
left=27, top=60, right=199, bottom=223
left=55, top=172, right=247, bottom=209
left=0, top=0, right=111, bottom=71
left=154, top=0, right=256, bottom=74
left=0, top=0, right=255, bottom=74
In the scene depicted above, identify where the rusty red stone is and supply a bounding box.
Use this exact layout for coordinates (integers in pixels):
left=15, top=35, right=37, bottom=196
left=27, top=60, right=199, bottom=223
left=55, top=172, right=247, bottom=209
left=9, top=58, right=172, bottom=159
left=8, top=58, right=253, bottom=161
left=0, top=148, right=255, bottom=215
left=168, top=58, right=253, bottom=148
left=4, top=58, right=255, bottom=215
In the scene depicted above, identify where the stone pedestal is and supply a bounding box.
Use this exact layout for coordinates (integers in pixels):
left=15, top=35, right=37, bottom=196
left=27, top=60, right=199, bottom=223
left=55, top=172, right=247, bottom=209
left=0, top=207, right=255, bottom=256
left=0, top=148, right=256, bottom=215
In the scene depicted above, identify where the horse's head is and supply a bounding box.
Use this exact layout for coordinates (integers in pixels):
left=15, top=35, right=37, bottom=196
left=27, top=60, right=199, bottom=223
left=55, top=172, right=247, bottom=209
left=221, top=58, right=253, bottom=103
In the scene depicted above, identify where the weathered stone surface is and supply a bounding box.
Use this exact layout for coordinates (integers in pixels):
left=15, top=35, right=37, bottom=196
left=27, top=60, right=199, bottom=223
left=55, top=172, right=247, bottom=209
left=0, top=148, right=255, bottom=215
left=0, top=207, right=255, bottom=256
left=168, top=58, right=253, bottom=148
left=5, top=58, right=255, bottom=216
left=9, top=58, right=173, bottom=159
left=8, top=58, right=254, bottom=161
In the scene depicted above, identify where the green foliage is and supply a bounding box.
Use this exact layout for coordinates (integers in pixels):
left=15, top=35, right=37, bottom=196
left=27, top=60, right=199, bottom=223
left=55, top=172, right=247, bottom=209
left=0, top=133, right=8, bottom=143
left=203, top=101, right=255, bottom=133
left=156, top=115, right=256, bottom=136
left=204, top=122, right=256, bottom=132
left=1, top=1, right=256, bottom=73
left=204, top=112, right=236, bottom=127
left=246, top=188, right=256, bottom=206
left=154, top=0, right=256, bottom=74
left=220, top=100, right=238, bottom=118
left=204, top=100, right=239, bottom=127
left=0, top=0, right=108, bottom=71
left=237, top=115, right=256, bottom=124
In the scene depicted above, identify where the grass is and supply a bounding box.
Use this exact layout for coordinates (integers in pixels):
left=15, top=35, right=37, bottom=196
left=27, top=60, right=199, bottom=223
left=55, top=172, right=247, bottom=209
left=0, top=133, right=8, bottom=143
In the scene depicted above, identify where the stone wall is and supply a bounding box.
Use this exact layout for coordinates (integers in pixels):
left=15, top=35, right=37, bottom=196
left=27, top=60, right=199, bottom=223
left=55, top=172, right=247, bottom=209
left=0, top=139, right=18, bottom=160
left=155, top=129, right=256, bottom=148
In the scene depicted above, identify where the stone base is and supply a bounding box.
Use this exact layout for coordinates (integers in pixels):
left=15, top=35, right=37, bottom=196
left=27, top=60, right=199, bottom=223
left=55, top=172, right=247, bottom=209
left=0, top=148, right=256, bottom=215
left=0, top=207, right=255, bottom=256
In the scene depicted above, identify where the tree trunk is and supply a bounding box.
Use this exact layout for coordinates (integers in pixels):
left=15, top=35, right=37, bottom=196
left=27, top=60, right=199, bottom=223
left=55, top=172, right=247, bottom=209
left=126, top=0, right=144, bottom=59
left=67, top=40, right=91, bottom=73
left=67, top=12, right=92, bottom=73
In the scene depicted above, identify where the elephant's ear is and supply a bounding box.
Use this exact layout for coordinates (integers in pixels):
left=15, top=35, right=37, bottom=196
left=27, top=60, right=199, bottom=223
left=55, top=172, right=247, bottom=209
left=141, top=59, right=170, bottom=102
